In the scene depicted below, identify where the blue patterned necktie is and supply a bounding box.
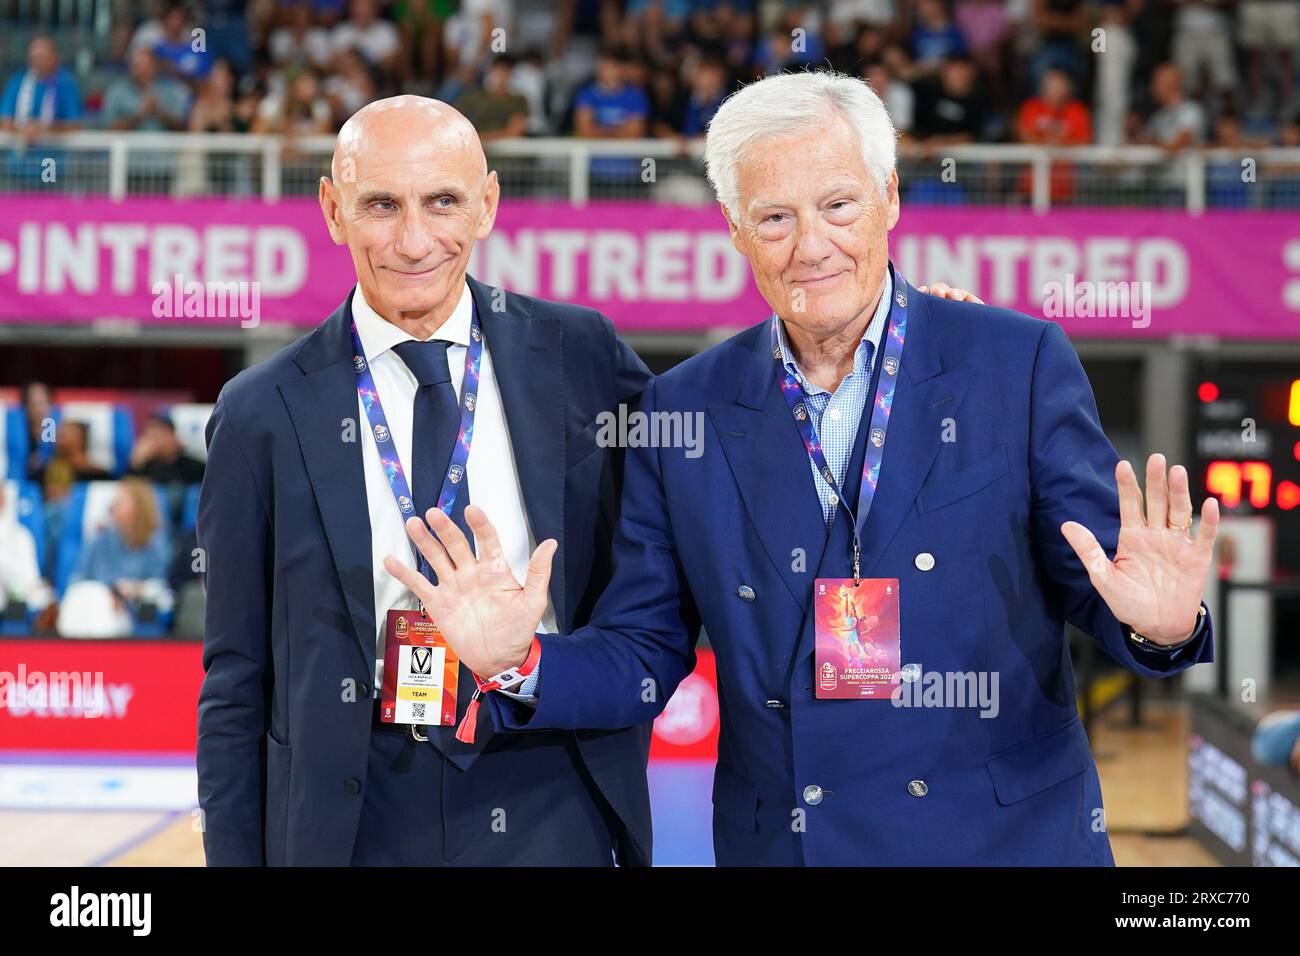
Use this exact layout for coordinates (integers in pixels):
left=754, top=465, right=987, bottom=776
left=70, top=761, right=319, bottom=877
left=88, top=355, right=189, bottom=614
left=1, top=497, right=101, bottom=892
left=391, top=339, right=474, bottom=574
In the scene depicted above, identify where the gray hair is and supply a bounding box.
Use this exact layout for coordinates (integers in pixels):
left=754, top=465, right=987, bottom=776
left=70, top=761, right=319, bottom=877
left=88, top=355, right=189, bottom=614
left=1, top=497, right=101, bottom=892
left=703, top=71, right=898, bottom=221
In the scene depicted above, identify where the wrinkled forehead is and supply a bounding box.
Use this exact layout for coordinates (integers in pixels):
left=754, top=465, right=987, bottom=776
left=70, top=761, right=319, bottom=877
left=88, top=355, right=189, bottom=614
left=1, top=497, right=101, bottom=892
left=735, top=123, right=877, bottom=213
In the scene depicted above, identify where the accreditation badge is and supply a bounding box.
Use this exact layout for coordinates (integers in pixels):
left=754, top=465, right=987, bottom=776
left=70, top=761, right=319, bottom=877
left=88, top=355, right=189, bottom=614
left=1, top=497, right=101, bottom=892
left=379, top=609, right=459, bottom=726
left=813, top=578, right=900, bottom=699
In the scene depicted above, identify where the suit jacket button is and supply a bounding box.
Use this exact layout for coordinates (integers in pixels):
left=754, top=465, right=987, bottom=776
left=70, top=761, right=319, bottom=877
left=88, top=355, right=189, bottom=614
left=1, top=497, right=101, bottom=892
left=736, top=585, right=756, bottom=602
left=764, top=699, right=785, bottom=709
left=914, top=552, right=935, bottom=572
left=344, top=777, right=362, bottom=796
left=908, top=779, right=928, bottom=797
left=803, top=784, right=824, bottom=806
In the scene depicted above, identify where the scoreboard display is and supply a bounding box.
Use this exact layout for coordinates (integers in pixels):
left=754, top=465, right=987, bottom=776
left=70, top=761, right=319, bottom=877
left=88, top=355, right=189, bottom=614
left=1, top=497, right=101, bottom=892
left=1190, top=364, right=1300, bottom=574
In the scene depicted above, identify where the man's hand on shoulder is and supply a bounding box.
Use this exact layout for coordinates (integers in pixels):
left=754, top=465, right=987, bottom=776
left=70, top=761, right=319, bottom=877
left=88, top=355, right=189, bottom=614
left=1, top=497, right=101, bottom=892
left=917, top=282, right=984, bottom=304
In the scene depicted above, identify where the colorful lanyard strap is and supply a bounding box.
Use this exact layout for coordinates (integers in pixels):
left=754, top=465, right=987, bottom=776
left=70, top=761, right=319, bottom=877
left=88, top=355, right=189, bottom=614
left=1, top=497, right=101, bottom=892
left=349, top=300, right=483, bottom=580
left=773, top=273, right=909, bottom=583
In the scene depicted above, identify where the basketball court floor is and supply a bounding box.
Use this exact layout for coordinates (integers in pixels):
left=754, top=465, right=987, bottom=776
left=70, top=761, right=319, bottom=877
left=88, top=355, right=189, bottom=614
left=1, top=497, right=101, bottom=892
left=0, top=702, right=1218, bottom=867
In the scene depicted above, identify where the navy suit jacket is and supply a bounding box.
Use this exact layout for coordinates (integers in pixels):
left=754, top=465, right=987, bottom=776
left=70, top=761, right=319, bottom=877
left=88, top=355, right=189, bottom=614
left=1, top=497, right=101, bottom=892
left=491, top=274, right=1214, bottom=866
left=196, top=276, right=654, bottom=865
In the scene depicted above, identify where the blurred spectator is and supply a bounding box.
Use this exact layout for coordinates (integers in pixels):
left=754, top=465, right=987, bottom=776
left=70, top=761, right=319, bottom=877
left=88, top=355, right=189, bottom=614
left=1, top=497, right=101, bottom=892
left=574, top=48, right=650, bottom=140
left=454, top=57, right=529, bottom=140
left=441, top=0, right=511, bottom=99
left=333, top=0, right=403, bottom=79
left=1018, top=67, right=1091, bottom=202
left=617, top=0, right=678, bottom=67
left=67, top=477, right=170, bottom=591
left=1170, top=0, right=1236, bottom=116
left=674, top=53, right=730, bottom=139
left=393, top=0, right=453, bottom=85
left=913, top=54, right=988, bottom=145
left=253, top=68, right=334, bottom=135
left=1253, top=709, right=1300, bottom=772
left=1207, top=109, right=1259, bottom=206
left=62, top=477, right=171, bottom=637
left=574, top=47, right=650, bottom=187
left=103, top=48, right=191, bottom=132
left=759, top=6, right=827, bottom=72
left=32, top=421, right=110, bottom=502
left=325, top=48, right=380, bottom=126
left=127, top=413, right=206, bottom=485
left=955, top=0, right=1013, bottom=107
left=203, top=0, right=253, bottom=73
left=826, top=0, right=898, bottom=40
left=270, top=1, right=335, bottom=72
left=648, top=66, right=684, bottom=137
left=1030, top=0, right=1086, bottom=88
left=1139, top=62, right=1206, bottom=151
left=32, top=419, right=110, bottom=580
left=1093, top=0, right=1140, bottom=147
left=21, top=382, right=54, bottom=474
left=865, top=59, right=914, bottom=137
left=915, top=0, right=967, bottom=72
left=510, top=49, right=550, bottom=135
left=188, top=60, right=245, bottom=132
left=1018, top=67, right=1091, bottom=145
left=104, top=47, right=191, bottom=191
left=153, top=2, right=213, bottom=86
left=0, top=36, right=84, bottom=144
left=1238, top=0, right=1299, bottom=118
left=0, top=481, right=53, bottom=625
left=911, top=0, right=966, bottom=78
left=1138, top=61, right=1207, bottom=198
left=829, top=24, right=886, bottom=76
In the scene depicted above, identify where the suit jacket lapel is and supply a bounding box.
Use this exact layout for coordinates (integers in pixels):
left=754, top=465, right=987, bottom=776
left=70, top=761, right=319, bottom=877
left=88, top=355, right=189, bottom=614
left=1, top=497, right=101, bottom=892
left=468, top=276, right=570, bottom=629
left=277, top=290, right=377, bottom=672
left=855, top=281, right=969, bottom=578
left=710, top=324, right=828, bottom=612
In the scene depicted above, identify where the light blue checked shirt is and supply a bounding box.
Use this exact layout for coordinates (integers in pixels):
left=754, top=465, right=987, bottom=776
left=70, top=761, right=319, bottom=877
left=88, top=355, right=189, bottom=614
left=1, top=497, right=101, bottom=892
left=772, top=270, right=893, bottom=527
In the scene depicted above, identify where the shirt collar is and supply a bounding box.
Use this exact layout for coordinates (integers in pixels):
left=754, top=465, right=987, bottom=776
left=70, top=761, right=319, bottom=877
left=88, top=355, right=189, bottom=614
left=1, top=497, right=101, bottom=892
left=351, top=279, right=473, bottom=362
left=772, top=268, right=893, bottom=396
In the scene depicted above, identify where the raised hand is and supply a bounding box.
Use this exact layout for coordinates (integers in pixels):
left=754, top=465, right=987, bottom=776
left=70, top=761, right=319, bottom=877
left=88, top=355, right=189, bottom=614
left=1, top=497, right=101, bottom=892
left=383, top=505, right=556, bottom=676
left=1061, top=454, right=1219, bottom=644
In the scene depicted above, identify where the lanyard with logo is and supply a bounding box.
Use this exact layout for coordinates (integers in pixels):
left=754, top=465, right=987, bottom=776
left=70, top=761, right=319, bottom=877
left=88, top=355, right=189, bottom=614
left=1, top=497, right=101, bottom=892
left=350, top=301, right=483, bottom=737
left=349, top=301, right=482, bottom=578
left=772, top=273, right=909, bottom=585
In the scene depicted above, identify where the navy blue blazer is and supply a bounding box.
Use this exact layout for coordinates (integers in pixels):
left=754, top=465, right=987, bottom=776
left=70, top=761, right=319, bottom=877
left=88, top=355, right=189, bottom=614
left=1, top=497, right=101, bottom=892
left=491, top=274, right=1214, bottom=866
left=196, top=276, right=654, bottom=865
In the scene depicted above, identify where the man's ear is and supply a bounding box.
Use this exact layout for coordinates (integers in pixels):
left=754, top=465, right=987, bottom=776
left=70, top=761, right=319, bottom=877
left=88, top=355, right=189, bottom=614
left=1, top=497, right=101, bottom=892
left=476, top=170, right=500, bottom=241
left=319, top=177, right=346, bottom=245
left=720, top=202, right=744, bottom=255
left=884, top=169, right=900, bottom=232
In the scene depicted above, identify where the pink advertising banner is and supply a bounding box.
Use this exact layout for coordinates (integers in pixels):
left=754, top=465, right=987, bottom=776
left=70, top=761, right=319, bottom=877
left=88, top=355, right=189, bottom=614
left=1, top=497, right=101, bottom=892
left=0, top=196, right=1297, bottom=338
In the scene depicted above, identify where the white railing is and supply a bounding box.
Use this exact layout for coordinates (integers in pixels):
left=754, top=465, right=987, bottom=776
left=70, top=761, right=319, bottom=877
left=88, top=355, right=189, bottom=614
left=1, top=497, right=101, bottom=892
left=2, top=130, right=1299, bottom=213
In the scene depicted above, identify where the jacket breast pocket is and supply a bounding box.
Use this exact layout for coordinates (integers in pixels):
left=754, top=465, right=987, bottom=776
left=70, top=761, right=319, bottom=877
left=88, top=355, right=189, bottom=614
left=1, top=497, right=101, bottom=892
left=918, top=443, right=1009, bottom=513
left=985, top=715, right=1093, bottom=806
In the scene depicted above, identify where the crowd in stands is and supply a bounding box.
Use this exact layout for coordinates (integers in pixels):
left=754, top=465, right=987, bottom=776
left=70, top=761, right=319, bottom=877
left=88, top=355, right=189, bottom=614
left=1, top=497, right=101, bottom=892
left=0, top=383, right=208, bottom=639
left=2, top=0, right=1298, bottom=159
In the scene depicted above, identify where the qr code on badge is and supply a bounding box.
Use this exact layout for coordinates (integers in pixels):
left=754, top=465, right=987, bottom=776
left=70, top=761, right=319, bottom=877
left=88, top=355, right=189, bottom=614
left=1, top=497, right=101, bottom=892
left=411, top=702, right=425, bottom=720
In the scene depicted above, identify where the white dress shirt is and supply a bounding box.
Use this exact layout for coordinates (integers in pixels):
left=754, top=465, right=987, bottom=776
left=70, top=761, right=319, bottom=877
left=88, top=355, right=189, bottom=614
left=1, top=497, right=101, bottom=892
left=352, top=280, right=558, bottom=693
